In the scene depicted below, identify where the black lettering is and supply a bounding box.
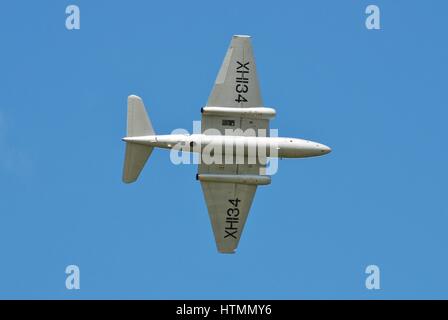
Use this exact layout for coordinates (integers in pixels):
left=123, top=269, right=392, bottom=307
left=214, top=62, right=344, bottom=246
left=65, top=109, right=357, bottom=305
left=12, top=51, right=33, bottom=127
left=236, top=61, right=250, bottom=71
left=229, top=198, right=241, bottom=207
left=225, top=230, right=238, bottom=239
left=236, top=77, right=249, bottom=83
left=227, top=208, right=240, bottom=217
left=235, top=94, right=247, bottom=103
left=236, top=84, right=248, bottom=93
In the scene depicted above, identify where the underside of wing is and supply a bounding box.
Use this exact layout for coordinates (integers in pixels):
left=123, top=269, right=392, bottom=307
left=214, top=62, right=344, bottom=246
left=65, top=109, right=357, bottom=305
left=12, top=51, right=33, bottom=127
left=198, top=161, right=268, bottom=253
left=200, top=180, right=257, bottom=253
left=207, top=35, right=263, bottom=109
left=202, top=36, right=271, bottom=135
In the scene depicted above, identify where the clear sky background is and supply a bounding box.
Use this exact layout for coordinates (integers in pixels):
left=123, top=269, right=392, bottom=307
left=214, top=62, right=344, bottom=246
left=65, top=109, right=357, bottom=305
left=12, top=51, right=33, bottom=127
left=0, top=0, right=447, bottom=299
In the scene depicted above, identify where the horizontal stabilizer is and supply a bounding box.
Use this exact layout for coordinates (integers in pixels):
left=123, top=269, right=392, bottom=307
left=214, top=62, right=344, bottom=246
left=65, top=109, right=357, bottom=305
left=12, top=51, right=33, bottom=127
left=127, top=95, right=154, bottom=137
left=122, top=142, right=153, bottom=183
left=122, top=95, right=155, bottom=183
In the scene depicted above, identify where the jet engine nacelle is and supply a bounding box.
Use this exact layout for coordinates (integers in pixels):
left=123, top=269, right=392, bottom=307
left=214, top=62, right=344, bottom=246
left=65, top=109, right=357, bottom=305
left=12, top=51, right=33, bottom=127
left=201, top=106, right=276, bottom=119
left=197, top=173, right=271, bottom=185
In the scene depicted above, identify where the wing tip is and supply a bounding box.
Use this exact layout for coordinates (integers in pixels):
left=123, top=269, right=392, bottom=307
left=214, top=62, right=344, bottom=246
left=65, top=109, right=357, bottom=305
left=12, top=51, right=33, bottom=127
left=217, top=244, right=237, bottom=254
left=218, top=249, right=236, bottom=254
left=230, top=35, right=253, bottom=50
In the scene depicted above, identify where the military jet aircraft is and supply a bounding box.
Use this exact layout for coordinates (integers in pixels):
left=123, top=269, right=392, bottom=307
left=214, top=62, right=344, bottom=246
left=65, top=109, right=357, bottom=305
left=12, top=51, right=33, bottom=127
left=122, top=35, right=331, bottom=253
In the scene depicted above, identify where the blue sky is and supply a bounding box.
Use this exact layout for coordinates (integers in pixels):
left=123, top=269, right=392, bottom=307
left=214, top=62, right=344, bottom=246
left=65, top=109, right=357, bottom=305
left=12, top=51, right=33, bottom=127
left=0, top=0, right=447, bottom=299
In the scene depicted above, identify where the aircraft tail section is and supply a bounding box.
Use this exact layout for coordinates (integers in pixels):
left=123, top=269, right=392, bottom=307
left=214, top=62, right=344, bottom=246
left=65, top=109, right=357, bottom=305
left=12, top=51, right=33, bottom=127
left=122, top=95, right=154, bottom=183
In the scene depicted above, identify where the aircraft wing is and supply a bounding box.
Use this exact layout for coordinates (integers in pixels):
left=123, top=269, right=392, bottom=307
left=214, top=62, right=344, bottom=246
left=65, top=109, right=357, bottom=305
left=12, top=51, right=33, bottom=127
left=202, top=35, right=268, bottom=135
left=207, top=35, right=263, bottom=109
left=199, top=162, right=267, bottom=253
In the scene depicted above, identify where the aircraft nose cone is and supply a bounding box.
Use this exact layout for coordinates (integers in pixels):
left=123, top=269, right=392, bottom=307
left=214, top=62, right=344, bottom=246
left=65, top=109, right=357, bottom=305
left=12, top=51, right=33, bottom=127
left=320, top=144, right=332, bottom=155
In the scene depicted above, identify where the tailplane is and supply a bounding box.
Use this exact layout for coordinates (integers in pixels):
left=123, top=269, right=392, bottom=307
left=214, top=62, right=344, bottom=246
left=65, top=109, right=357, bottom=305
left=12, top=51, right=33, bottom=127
left=122, top=95, right=154, bottom=183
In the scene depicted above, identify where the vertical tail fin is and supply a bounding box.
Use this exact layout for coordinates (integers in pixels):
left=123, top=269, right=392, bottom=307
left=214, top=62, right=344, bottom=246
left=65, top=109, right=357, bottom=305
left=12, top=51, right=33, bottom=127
left=122, top=95, right=155, bottom=183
